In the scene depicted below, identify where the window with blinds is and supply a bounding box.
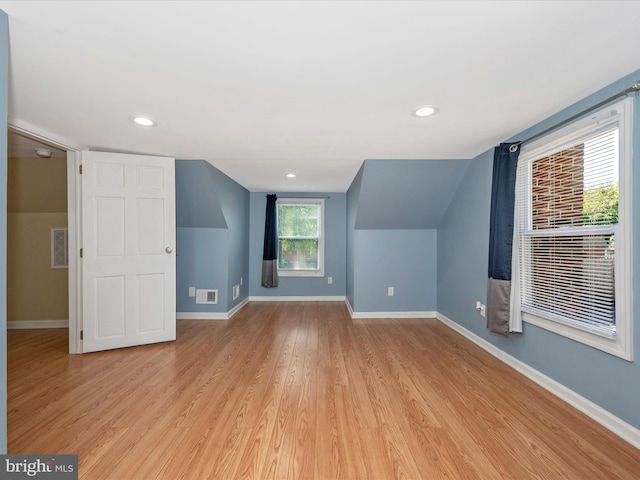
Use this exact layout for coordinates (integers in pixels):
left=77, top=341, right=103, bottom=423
left=514, top=98, right=633, bottom=360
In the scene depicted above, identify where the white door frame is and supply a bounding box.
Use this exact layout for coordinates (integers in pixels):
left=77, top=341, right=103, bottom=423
left=9, top=121, right=83, bottom=353
left=67, top=150, right=82, bottom=353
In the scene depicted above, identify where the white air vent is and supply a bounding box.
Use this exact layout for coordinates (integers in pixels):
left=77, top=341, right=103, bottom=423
left=233, top=284, right=240, bottom=300
left=196, top=289, right=218, bottom=304
left=51, top=228, right=69, bottom=269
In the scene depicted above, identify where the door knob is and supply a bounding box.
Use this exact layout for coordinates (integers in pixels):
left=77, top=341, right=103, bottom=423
left=165, top=247, right=173, bottom=253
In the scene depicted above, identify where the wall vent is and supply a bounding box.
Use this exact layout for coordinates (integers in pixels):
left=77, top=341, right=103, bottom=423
left=51, top=228, right=69, bottom=269
left=233, top=284, right=240, bottom=300
left=196, top=289, right=218, bottom=304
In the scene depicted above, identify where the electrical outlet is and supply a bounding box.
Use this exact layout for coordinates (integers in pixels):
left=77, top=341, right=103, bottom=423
left=240, top=277, right=243, bottom=286
left=479, top=304, right=486, bottom=317
left=328, top=276, right=333, bottom=285
left=188, top=287, right=196, bottom=297
left=388, top=286, right=394, bottom=296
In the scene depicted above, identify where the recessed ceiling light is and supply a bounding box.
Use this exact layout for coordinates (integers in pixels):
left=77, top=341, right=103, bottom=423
left=412, top=106, right=439, bottom=117
left=131, top=116, right=157, bottom=127
left=286, top=173, right=296, bottom=178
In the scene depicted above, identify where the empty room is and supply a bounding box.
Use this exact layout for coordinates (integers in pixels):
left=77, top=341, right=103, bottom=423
left=1, top=1, right=640, bottom=479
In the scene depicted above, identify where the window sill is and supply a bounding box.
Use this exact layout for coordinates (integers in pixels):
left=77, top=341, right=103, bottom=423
left=522, top=311, right=632, bottom=361
left=278, top=269, right=324, bottom=278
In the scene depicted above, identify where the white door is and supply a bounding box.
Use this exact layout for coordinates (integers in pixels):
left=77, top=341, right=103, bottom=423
left=81, top=151, right=176, bottom=353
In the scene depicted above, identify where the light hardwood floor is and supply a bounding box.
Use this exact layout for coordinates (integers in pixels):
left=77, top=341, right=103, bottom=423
left=8, top=302, right=640, bottom=479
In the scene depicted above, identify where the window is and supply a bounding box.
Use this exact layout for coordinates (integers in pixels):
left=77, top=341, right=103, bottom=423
left=514, top=98, right=632, bottom=360
left=277, top=198, right=324, bottom=277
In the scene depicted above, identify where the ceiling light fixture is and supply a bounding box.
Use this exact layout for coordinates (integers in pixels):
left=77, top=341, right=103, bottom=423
left=286, top=173, right=296, bottom=178
left=35, top=148, right=52, bottom=158
left=412, top=105, right=439, bottom=118
left=131, top=116, right=157, bottom=127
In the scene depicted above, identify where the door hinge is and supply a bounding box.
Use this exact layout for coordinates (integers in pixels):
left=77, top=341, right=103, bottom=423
left=80, top=248, right=83, bottom=258
left=80, top=330, right=83, bottom=340
left=79, top=164, right=83, bottom=174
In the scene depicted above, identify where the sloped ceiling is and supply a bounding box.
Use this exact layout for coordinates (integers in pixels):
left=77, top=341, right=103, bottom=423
left=3, top=2, right=640, bottom=192
left=354, top=160, right=470, bottom=229
left=175, top=160, right=228, bottom=229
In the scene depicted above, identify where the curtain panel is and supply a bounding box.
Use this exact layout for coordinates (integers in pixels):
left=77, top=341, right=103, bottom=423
left=261, top=194, right=279, bottom=288
left=487, top=142, right=520, bottom=334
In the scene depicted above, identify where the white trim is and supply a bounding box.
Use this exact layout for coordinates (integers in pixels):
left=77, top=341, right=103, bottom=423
left=344, top=298, right=436, bottom=319
left=250, top=295, right=345, bottom=302
left=345, top=297, right=355, bottom=317
left=7, top=320, right=69, bottom=329
left=228, top=297, right=250, bottom=318
left=436, top=312, right=640, bottom=450
left=8, top=118, right=82, bottom=152
left=67, top=151, right=82, bottom=354
left=350, top=310, right=437, bottom=319
left=176, top=312, right=229, bottom=320
left=176, top=297, right=250, bottom=320
left=277, top=270, right=325, bottom=278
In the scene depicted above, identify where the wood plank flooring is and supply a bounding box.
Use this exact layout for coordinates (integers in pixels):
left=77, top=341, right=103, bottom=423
left=8, top=301, right=640, bottom=479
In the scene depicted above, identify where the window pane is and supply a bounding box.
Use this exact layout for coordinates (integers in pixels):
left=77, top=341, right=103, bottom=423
left=519, top=127, right=619, bottom=334
left=278, top=204, right=319, bottom=237
left=530, top=129, right=618, bottom=230
left=278, top=238, right=318, bottom=270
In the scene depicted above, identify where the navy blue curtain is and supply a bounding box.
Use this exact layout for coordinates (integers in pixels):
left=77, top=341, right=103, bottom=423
left=487, top=142, right=520, bottom=334
left=261, top=194, right=278, bottom=287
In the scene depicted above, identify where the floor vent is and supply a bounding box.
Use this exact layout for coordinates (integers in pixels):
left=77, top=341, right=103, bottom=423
left=196, top=289, right=218, bottom=304
left=233, top=284, right=240, bottom=300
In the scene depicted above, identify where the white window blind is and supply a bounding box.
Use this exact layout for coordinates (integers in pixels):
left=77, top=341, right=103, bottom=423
left=516, top=124, right=618, bottom=336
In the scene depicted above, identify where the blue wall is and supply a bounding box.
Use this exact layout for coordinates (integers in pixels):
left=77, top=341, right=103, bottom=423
left=176, top=161, right=227, bottom=228
left=0, top=9, right=7, bottom=454
left=176, top=228, right=229, bottom=312
left=175, top=160, right=249, bottom=313
left=353, top=229, right=437, bottom=312
left=346, top=165, right=364, bottom=308
left=248, top=192, right=347, bottom=297
left=355, top=159, right=469, bottom=229
left=209, top=162, right=250, bottom=309
left=437, top=69, right=640, bottom=429
left=346, top=159, right=467, bottom=313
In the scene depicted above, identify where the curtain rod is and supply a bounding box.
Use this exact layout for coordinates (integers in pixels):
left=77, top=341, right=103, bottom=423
left=509, top=80, right=640, bottom=153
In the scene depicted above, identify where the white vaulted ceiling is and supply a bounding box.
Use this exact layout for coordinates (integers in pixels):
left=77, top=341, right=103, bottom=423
left=2, top=1, right=640, bottom=192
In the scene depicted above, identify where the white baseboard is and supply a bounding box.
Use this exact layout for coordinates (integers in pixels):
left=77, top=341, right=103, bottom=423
left=227, top=297, right=250, bottom=318
left=345, top=297, right=436, bottom=319
left=249, top=295, right=346, bottom=302
left=177, top=298, right=249, bottom=320
left=436, top=312, right=640, bottom=450
left=7, top=320, right=69, bottom=329
left=176, top=312, right=229, bottom=320
left=351, top=310, right=437, bottom=319
left=345, top=298, right=355, bottom=317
